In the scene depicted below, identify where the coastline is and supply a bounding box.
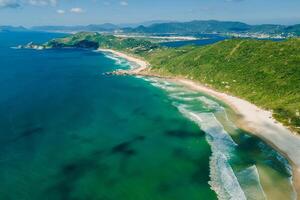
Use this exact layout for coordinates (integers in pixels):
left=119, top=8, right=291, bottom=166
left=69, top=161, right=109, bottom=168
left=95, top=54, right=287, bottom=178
left=99, top=48, right=300, bottom=197
left=97, top=48, right=149, bottom=73
left=176, top=79, right=300, bottom=198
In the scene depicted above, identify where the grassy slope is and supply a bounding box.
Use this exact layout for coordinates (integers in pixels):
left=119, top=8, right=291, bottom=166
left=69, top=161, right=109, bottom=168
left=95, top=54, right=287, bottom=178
left=43, top=33, right=300, bottom=133
left=145, top=39, right=300, bottom=133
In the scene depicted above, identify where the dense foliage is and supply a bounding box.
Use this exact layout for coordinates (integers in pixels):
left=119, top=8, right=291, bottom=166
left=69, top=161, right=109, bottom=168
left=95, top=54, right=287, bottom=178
left=146, top=39, right=300, bottom=133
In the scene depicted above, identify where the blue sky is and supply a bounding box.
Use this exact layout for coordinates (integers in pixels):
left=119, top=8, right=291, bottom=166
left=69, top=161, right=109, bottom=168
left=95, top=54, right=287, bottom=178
left=0, top=0, right=300, bottom=26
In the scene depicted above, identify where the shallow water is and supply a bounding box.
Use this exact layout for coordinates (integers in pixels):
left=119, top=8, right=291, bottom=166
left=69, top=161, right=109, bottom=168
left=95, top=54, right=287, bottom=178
left=143, top=78, right=296, bottom=200
left=0, top=32, right=295, bottom=200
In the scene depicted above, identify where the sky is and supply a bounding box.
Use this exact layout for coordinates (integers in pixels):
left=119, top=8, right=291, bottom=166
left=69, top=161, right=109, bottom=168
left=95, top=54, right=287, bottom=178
left=0, top=0, right=300, bottom=27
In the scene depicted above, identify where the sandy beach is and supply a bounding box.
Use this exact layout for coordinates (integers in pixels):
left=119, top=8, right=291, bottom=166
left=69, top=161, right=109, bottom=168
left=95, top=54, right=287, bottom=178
left=176, top=79, right=300, bottom=198
left=100, top=48, right=300, bottom=198
left=97, top=48, right=149, bottom=73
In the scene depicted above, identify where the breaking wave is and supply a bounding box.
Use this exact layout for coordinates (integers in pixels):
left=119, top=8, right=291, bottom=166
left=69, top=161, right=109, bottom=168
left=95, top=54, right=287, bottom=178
left=141, top=77, right=298, bottom=200
left=103, top=53, right=132, bottom=69
left=178, top=106, right=246, bottom=200
left=145, top=77, right=248, bottom=200
left=236, top=165, right=267, bottom=200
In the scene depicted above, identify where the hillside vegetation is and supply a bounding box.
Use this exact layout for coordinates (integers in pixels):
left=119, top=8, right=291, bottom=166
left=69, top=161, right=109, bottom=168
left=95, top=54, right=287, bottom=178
left=45, top=32, right=159, bottom=54
left=40, top=33, right=300, bottom=133
left=146, top=39, right=300, bottom=133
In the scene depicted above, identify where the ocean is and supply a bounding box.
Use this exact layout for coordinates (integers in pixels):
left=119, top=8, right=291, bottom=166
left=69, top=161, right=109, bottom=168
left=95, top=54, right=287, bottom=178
left=0, top=31, right=296, bottom=200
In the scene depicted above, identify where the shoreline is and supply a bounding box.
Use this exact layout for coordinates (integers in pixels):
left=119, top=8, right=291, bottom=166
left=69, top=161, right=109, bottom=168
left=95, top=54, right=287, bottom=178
left=99, top=48, right=300, bottom=197
left=97, top=48, right=149, bottom=73
left=176, top=79, right=300, bottom=198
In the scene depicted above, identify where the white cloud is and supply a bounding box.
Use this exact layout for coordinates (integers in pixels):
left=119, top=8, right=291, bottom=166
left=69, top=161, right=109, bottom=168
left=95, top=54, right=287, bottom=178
left=0, top=0, right=20, bottom=8
left=56, top=9, right=65, bottom=14
left=70, top=7, right=84, bottom=13
left=27, top=0, right=57, bottom=6
left=120, top=1, right=128, bottom=6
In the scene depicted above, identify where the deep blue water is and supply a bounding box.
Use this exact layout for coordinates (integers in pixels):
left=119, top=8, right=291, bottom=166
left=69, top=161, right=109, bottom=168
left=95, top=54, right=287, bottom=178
left=0, top=31, right=295, bottom=200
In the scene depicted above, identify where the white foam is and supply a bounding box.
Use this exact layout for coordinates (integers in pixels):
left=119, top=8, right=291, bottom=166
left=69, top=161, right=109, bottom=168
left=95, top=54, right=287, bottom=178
left=197, top=96, right=222, bottom=111
left=178, top=105, right=237, bottom=156
left=221, top=107, right=237, bottom=129
left=106, top=55, right=123, bottom=65
left=11, top=46, right=21, bottom=49
left=102, top=53, right=132, bottom=69
left=177, top=105, right=246, bottom=200
left=144, top=77, right=269, bottom=200
left=209, top=152, right=247, bottom=200
left=236, top=165, right=267, bottom=200
left=169, top=94, right=195, bottom=102
left=150, top=82, right=179, bottom=92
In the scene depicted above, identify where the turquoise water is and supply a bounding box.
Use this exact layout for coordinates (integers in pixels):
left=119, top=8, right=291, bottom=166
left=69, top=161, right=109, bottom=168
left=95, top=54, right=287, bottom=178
left=0, top=32, right=296, bottom=200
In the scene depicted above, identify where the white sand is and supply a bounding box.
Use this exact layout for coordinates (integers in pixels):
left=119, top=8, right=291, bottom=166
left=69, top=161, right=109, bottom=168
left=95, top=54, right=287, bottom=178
left=99, top=48, right=300, bottom=195
left=177, top=79, right=300, bottom=197
left=176, top=79, right=300, bottom=196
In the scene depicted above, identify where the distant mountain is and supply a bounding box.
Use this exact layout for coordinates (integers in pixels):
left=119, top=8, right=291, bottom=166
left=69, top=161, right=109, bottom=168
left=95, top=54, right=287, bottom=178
left=118, top=20, right=175, bottom=28
left=123, top=20, right=300, bottom=36
left=284, top=24, right=300, bottom=35
left=0, top=26, right=28, bottom=32
left=250, top=24, right=285, bottom=33
left=10, top=20, right=300, bottom=36
left=31, top=23, right=120, bottom=32
left=30, top=21, right=174, bottom=32
left=123, top=20, right=252, bottom=34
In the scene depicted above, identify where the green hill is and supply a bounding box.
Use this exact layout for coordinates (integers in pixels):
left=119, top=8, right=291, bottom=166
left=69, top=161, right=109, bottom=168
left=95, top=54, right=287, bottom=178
left=146, top=39, right=300, bottom=133
left=39, top=33, right=300, bottom=133
left=44, top=32, right=160, bottom=54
